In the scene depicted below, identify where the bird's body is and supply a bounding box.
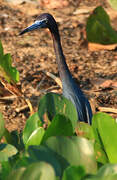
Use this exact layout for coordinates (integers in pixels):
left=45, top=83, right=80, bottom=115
left=20, top=13, right=92, bottom=124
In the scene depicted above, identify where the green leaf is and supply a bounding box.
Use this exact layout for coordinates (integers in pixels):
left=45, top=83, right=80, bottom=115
left=0, top=113, right=5, bottom=140
left=71, top=136, right=97, bottom=173
left=21, top=162, right=56, bottom=180
left=38, top=93, right=78, bottom=130
left=62, top=165, right=85, bottom=180
left=97, top=163, right=117, bottom=177
left=7, top=168, right=26, bottom=180
left=108, top=0, right=117, bottom=10
left=85, top=164, right=117, bottom=180
left=25, top=127, right=45, bottom=149
left=76, top=122, right=108, bottom=165
left=93, top=112, right=117, bottom=163
left=45, top=136, right=97, bottom=174
left=86, top=6, right=117, bottom=44
left=23, top=112, right=42, bottom=144
left=28, top=145, right=62, bottom=177
left=94, top=143, right=108, bottom=165
left=0, top=41, right=19, bottom=83
left=0, top=41, right=3, bottom=56
left=4, top=130, right=24, bottom=151
left=14, top=156, right=35, bottom=169
left=0, top=144, right=18, bottom=162
left=0, top=161, right=12, bottom=180
left=4, top=129, right=20, bottom=149
left=42, top=114, right=74, bottom=142
left=76, top=122, right=95, bottom=140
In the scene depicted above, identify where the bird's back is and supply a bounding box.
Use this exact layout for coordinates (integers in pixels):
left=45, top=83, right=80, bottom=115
left=62, top=75, right=92, bottom=124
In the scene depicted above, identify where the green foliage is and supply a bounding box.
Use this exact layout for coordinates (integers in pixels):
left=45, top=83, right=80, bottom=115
left=44, top=136, right=97, bottom=174
left=94, top=143, right=108, bottom=165
left=96, top=164, right=117, bottom=177
left=92, top=112, right=117, bottom=163
left=62, top=165, right=85, bottom=180
left=7, top=168, right=26, bottom=180
left=38, top=92, right=78, bottom=130
left=42, top=114, right=74, bottom=142
left=0, top=98, right=117, bottom=179
left=84, top=164, right=117, bottom=180
left=25, top=127, right=45, bottom=149
left=76, top=122, right=95, bottom=140
left=0, top=144, right=18, bottom=162
left=28, top=145, right=62, bottom=176
left=23, top=112, right=42, bottom=144
left=7, top=162, right=56, bottom=180
left=108, top=0, right=117, bottom=10
left=0, top=161, right=12, bottom=180
left=86, top=6, right=117, bottom=44
left=0, top=113, right=5, bottom=140
left=0, top=41, right=19, bottom=83
left=19, top=162, right=56, bottom=180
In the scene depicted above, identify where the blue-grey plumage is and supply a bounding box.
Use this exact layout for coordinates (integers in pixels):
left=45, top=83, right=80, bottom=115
left=20, top=13, right=92, bottom=124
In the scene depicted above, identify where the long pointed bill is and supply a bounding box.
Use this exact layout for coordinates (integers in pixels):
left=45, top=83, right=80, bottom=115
left=19, top=19, right=46, bottom=35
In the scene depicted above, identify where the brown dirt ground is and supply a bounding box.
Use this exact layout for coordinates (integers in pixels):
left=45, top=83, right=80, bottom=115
left=0, top=0, right=117, bottom=132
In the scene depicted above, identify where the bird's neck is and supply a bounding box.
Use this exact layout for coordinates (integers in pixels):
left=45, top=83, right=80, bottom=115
left=51, top=31, right=72, bottom=85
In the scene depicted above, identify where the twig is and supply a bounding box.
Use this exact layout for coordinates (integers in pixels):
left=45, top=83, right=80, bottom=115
left=16, top=104, right=29, bottom=113
left=36, top=76, right=46, bottom=90
left=42, top=70, right=62, bottom=88
left=39, top=85, right=60, bottom=94
left=0, top=78, right=34, bottom=115
left=0, top=95, right=17, bottom=100
left=25, top=98, right=34, bottom=115
left=98, top=107, right=117, bottom=114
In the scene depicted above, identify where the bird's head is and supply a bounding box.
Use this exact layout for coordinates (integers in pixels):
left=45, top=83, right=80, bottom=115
left=19, top=13, right=58, bottom=35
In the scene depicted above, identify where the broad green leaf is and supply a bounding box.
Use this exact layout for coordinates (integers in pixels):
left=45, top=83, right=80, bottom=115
left=45, top=136, right=97, bottom=174
left=94, top=143, right=108, bottom=164
left=0, top=54, right=19, bottom=83
left=4, top=54, right=19, bottom=82
left=92, top=114, right=108, bottom=165
left=71, top=136, right=97, bottom=173
left=0, top=144, right=18, bottom=162
left=20, top=162, right=56, bottom=180
left=97, top=163, right=117, bottom=177
left=3, top=129, right=24, bottom=151
left=25, top=127, right=45, bottom=149
left=23, top=112, right=42, bottom=144
left=42, top=114, right=74, bottom=142
left=86, top=6, right=117, bottom=44
left=92, top=113, right=104, bottom=145
left=14, top=156, right=35, bottom=169
left=28, top=145, right=62, bottom=177
left=92, top=113, right=107, bottom=161
left=38, top=93, right=78, bottom=130
left=76, top=121, right=108, bottom=165
left=108, top=0, right=117, bottom=10
left=0, top=161, right=12, bottom=180
left=0, top=113, right=5, bottom=140
left=76, top=122, right=95, bottom=140
left=62, top=165, right=85, bottom=180
left=85, top=164, right=117, bottom=180
left=93, top=112, right=117, bottom=163
left=0, top=41, right=19, bottom=83
left=85, top=175, right=117, bottom=180
left=7, top=168, right=26, bottom=180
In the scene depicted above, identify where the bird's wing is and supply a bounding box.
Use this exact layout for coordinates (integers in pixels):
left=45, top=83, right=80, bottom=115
left=63, top=86, right=92, bottom=124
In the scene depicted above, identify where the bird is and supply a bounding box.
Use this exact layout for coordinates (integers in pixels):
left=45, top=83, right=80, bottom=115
left=19, top=13, right=92, bottom=124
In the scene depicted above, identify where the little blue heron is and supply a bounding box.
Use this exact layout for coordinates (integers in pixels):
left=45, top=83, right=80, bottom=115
left=19, top=13, right=92, bottom=124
